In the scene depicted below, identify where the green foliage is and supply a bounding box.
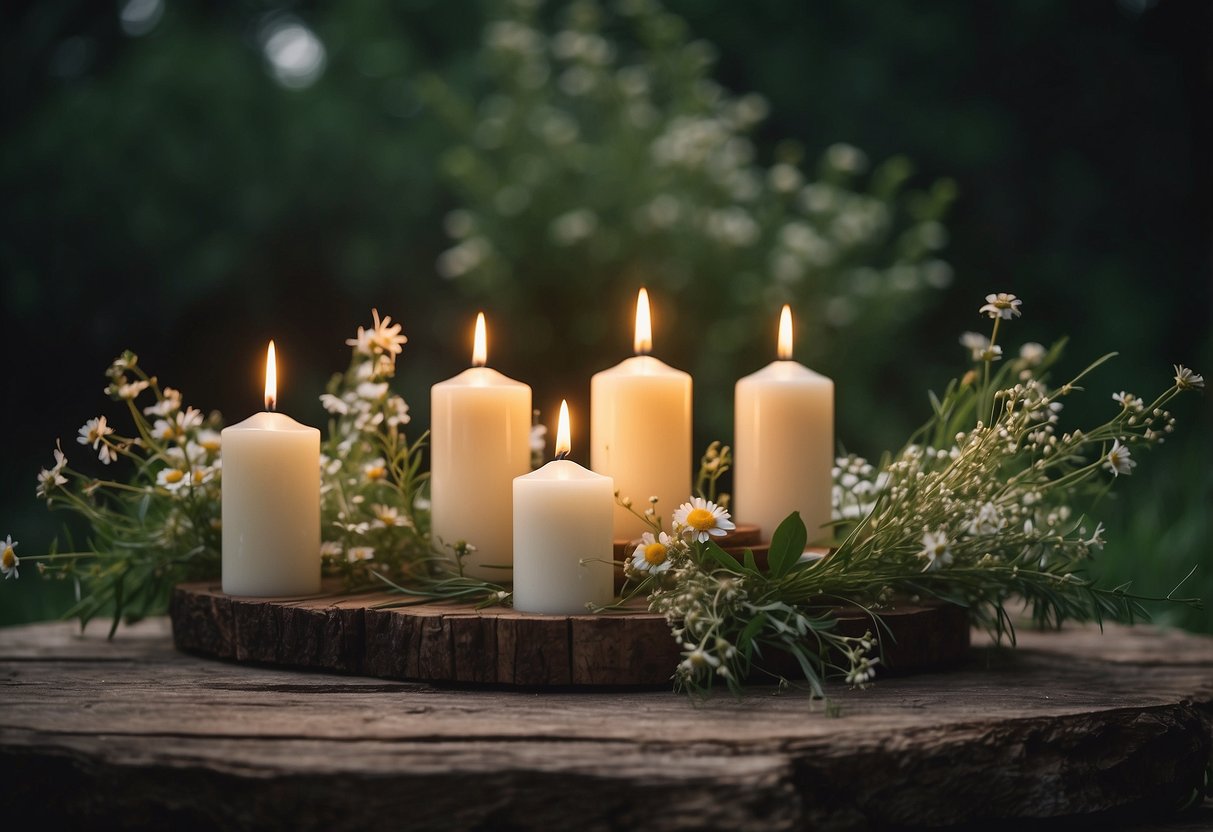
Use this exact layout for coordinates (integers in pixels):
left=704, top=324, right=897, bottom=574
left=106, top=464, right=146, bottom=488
left=617, top=296, right=1203, bottom=697
left=422, top=0, right=956, bottom=441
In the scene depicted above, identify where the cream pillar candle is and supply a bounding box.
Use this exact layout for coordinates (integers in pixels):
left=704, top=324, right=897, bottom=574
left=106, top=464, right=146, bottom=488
left=513, top=401, right=614, bottom=614
left=222, top=341, right=321, bottom=596
left=431, top=312, right=532, bottom=580
left=590, top=288, right=692, bottom=540
left=734, top=306, right=834, bottom=544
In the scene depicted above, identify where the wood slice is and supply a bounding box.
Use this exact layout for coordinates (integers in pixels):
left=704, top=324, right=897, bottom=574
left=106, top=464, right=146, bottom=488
left=171, top=582, right=969, bottom=687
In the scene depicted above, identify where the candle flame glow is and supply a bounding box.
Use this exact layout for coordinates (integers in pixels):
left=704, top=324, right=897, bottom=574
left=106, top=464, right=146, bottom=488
left=472, top=312, right=487, bottom=367
left=264, top=340, right=278, bottom=411
left=634, top=288, right=652, bottom=355
left=555, top=399, right=571, bottom=459
left=777, top=305, right=794, bottom=360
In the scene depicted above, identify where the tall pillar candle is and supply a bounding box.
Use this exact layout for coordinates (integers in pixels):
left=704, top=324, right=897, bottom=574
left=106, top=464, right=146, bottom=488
left=734, top=306, right=834, bottom=544
left=431, top=312, right=532, bottom=580
left=222, top=341, right=321, bottom=596
left=590, top=288, right=692, bottom=540
left=513, top=401, right=614, bottom=614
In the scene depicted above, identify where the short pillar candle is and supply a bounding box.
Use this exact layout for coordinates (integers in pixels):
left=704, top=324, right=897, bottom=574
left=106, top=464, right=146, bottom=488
left=513, top=401, right=615, bottom=614
left=222, top=341, right=321, bottom=596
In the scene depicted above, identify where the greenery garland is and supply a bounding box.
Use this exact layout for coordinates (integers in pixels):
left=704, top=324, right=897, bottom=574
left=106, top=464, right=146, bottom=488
left=5, top=294, right=1203, bottom=697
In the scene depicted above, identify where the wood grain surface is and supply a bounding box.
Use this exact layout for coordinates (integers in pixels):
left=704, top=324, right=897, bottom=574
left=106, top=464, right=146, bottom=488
left=2, top=617, right=1211, bottom=830
left=169, top=581, right=970, bottom=686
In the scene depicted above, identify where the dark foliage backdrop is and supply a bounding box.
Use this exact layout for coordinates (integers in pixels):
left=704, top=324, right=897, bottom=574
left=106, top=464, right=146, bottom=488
left=1, top=0, right=1209, bottom=627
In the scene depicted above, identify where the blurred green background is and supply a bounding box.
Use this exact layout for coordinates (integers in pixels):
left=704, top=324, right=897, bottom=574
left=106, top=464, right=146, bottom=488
left=1, top=0, right=1209, bottom=630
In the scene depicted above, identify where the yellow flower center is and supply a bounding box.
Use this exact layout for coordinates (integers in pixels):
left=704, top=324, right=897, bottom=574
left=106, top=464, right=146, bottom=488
left=163, top=469, right=185, bottom=484
left=192, top=469, right=207, bottom=484
left=2, top=547, right=14, bottom=569
left=686, top=508, right=716, bottom=531
left=643, top=542, right=667, bottom=566
left=376, top=510, right=394, bottom=523
left=200, top=439, right=220, bottom=452
left=366, top=466, right=386, bottom=481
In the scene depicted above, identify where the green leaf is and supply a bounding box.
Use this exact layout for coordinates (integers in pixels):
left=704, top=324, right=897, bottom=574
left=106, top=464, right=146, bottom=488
left=767, top=512, right=807, bottom=578
left=702, top=540, right=744, bottom=573
left=743, top=547, right=758, bottom=573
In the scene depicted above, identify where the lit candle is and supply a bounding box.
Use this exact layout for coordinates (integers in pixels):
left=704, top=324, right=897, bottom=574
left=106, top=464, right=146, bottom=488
left=513, top=401, right=615, bottom=614
left=590, top=288, right=692, bottom=539
left=222, top=341, right=321, bottom=596
left=431, top=312, right=532, bottom=579
left=734, top=306, right=834, bottom=544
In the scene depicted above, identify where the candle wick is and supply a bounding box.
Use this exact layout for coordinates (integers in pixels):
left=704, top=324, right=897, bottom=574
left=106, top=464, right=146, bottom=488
left=555, top=450, right=570, bottom=461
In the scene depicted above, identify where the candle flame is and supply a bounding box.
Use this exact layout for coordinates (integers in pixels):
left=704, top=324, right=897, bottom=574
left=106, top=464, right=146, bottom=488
left=472, top=312, right=487, bottom=368
left=633, top=288, right=652, bottom=356
left=264, top=340, right=277, bottom=411
left=555, top=399, right=571, bottom=459
left=777, top=305, right=794, bottom=360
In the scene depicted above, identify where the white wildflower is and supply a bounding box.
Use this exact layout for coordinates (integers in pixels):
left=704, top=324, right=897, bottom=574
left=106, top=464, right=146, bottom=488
left=960, top=332, right=990, bottom=361
left=1103, top=440, right=1136, bottom=477
left=918, top=529, right=953, bottom=571
left=967, top=502, right=1005, bottom=536
left=978, top=292, right=1022, bottom=320
left=672, top=497, right=736, bottom=543
left=1, top=535, right=18, bottom=579
left=347, top=546, right=375, bottom=563
left=630, top=531, right=674, bottom=574
left=1173, top=365, right=1204, bottom=391
left=143, top=387, right=182, bottom=417
left=156, top=467, right=190, bottom=493
left=370, top=504, right=411, bottom=529
left=346, top=309, right=407, bottom=358
left=1019, top=342, right=1046, bottom=366
left=319, top=393, right=349, bottom=415
left=1112, top=391, right=1144, bottom=413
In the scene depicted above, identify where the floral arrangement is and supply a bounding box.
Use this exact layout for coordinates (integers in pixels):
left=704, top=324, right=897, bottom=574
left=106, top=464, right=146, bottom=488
left=609, top=293, right=1203, bottom=694
left=4, top=294, right=1203, bottom=699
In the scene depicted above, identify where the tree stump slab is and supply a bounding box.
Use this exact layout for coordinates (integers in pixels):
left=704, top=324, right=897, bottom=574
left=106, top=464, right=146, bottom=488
left=2, top=617, right=1211, bottom=830
left=169, top=581, right=969, bottom=686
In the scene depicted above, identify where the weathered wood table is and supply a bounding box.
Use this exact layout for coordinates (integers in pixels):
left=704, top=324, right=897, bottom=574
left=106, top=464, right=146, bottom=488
left=2, top=617, right=1212, bottom=830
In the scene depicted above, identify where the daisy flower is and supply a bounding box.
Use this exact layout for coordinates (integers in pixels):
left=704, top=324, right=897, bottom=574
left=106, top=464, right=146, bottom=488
left=672, top=497, right=735, bottom=543
left=1112, top=391, right=1143, bottom=412
left=959, top=331, right=990, bottom=361
left=918, top=529, right=953, bottom=571
left=346, top=309, right=407, bottom=357
left=35, top=445, right=69, bottom=498
left=151, top=418, right=178, bottom=442
left=115, top=379, right=149, bottom=400
left=978, top=292, right=1022, bottom=320
left=77, top=416, right=114, bottom=449
left=156, top=467, right=190, bottom=492
left=347, top=546, right=376, bottom=563
left=196, top=429, right=222, bottom=455
left=630, top=531, right=674, bottom=574
left=1019, top=342, right=1047, bottom=366
left=319, top=393, right=350, bottom=415
left=1104, top=440, right=1136, bottom=477
left=143, top=387, right=182, bottom=417
left=1173, top=365, right=1204, bottom=391
left=320, top=541, right=343, bottom=559
left=1, top=535, right=18, bottom=580
left=363, top=458, right=388, bottom=482
left=370, top=504, right=411, bottom=529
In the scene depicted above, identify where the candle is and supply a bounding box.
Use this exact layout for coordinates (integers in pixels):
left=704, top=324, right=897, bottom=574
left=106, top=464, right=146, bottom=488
left=590, top=288, right=692, bottom=539
left=431, top=312, right=532, bottom=580
left=513, top=401, right=614, bottom=614
left=222, top=341, right=321, bottom=596
left=734, top=305, right=834, bottom=544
